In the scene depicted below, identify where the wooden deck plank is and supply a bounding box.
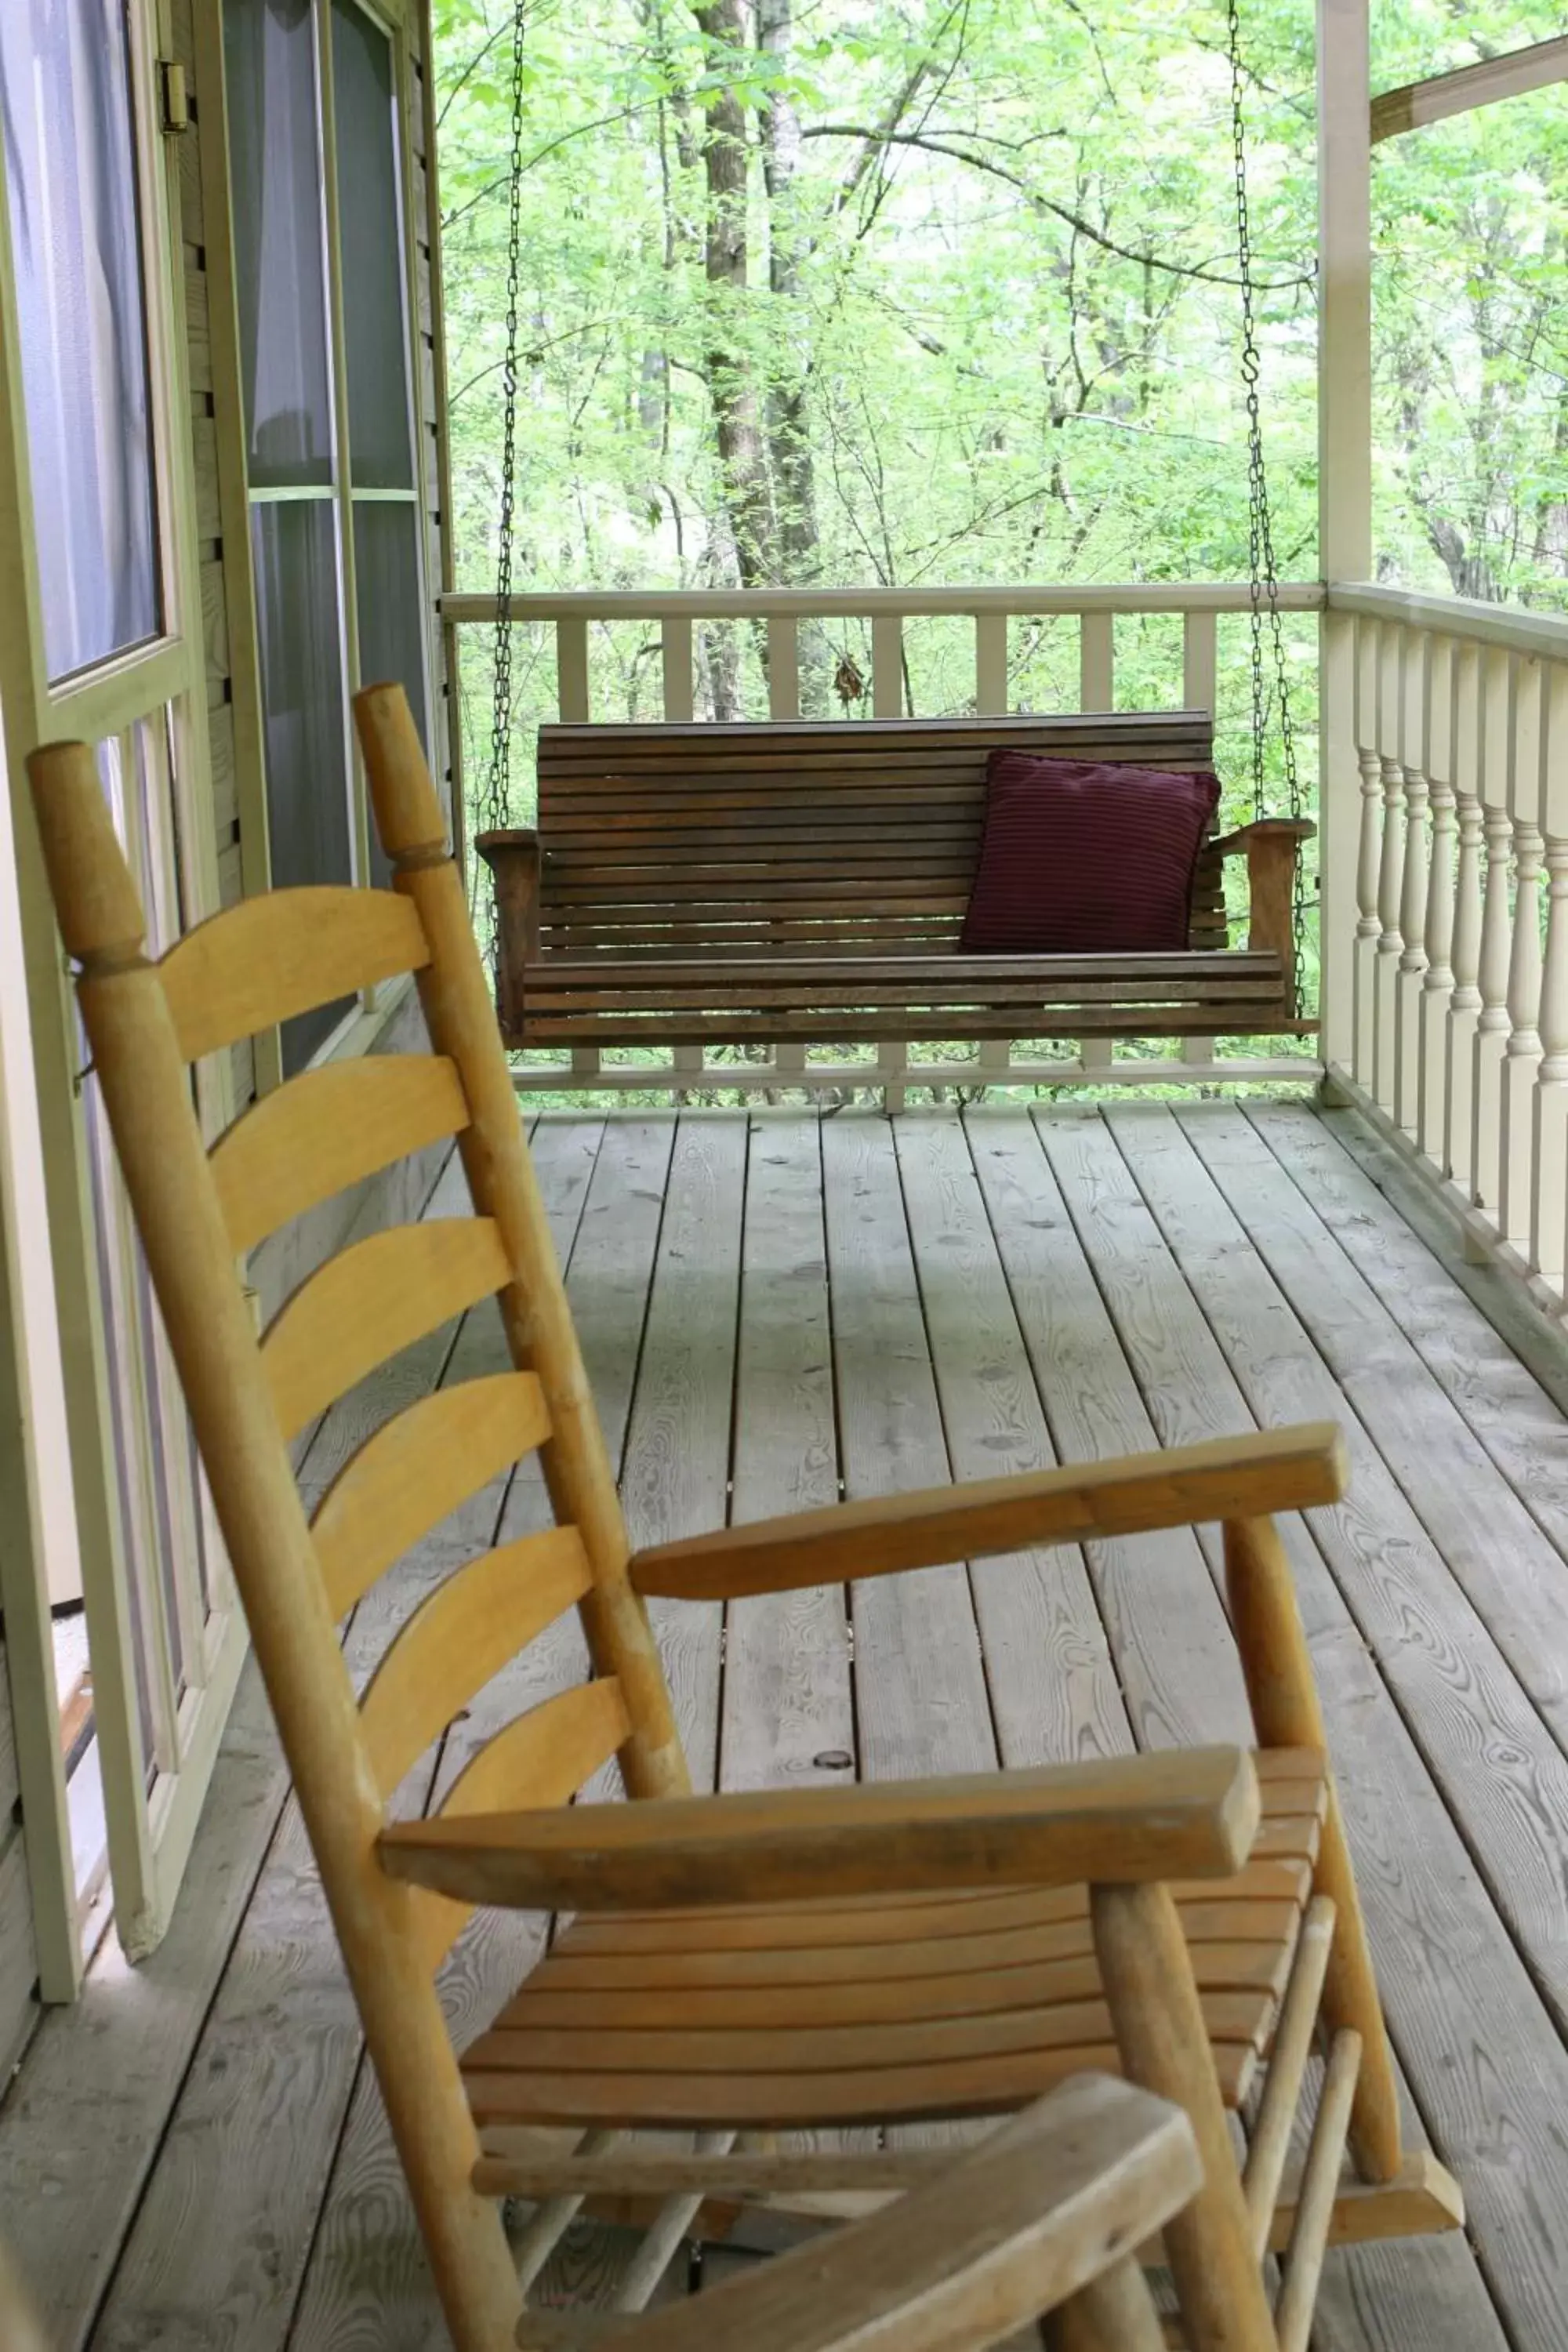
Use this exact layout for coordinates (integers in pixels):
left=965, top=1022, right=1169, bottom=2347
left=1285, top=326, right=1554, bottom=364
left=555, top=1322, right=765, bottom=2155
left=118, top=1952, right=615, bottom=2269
left=965, top=1109, right=1253, bottom=1751
left=1251, top=1098, right=1568, bottom=1564
left=818, top=1113, right=996, bottom=2168
left=24, top=1102, right=1568, bottom=2350
left=722, top=1116, right=852, bottom=1795
left=1038, top=1105, right=1511, bottom=2352
left=721, top=1116, right=873, bottom=2186
left=1114, top=1102, right=1568, bottom=2032
left=89, top=1562, right=452, bottom=2352
left=1182, top=1102, right=1568, bottom=1748
left=818, top=1114, right=995, bottom=1782
left=621, top=1114, right=747, bottom=1797
left=0, top=1658, right=288, bottom=2351
left=1313, top=1101, right=1568, bottom=1423
left=892, top=1113, right=1129, bottom=1769
left=1104, top=1102, right=1568, bottom=2349
left=0, top=1154, right=474, bottom=2348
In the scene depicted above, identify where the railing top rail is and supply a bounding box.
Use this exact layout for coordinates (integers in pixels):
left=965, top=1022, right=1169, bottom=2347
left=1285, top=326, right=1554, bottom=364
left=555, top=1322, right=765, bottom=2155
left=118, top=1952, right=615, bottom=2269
left=443, top=581, right=1327, bottom=625
left=1328, top=580, right=1568, bottom=662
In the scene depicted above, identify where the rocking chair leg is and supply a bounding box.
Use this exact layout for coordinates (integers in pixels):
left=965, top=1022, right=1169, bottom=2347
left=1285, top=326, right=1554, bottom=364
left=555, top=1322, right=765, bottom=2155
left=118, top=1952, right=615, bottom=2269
left=612, top=2132, right=739, bottom=2311
left=515, top=2129, right=626, bottom=2295
left=1046, top=2255, right=1167, bottom=2352
left=1092, top=1882, right=1278, bottom=2351
left=1224, top=1515, right=1403, bottom=2184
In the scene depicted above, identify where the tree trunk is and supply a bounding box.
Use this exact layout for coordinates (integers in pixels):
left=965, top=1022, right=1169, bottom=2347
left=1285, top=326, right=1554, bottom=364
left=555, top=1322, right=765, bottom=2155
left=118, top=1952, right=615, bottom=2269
left=757, top=0, right=828, bottom=709
left=692, top=0, right=777, bottom=590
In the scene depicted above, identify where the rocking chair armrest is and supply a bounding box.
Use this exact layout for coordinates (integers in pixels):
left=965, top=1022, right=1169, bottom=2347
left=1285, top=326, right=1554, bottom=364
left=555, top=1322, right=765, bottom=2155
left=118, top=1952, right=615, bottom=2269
left=579, top=2076, right=1201, bottom=2352
left=377, top=1744, right=1261, bottom=1913
left=629, top=1423, right=1346, bottom=1602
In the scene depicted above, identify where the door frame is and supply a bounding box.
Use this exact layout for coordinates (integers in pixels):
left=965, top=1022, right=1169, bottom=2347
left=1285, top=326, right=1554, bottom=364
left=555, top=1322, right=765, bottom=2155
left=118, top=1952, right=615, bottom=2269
left=0, top=0, right=248, bottom=1976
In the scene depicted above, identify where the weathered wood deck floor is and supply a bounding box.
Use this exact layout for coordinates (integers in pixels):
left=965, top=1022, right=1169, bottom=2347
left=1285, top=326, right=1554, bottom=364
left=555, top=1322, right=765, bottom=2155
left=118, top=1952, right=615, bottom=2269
left=8, top=1099, right=1568, bottom=2350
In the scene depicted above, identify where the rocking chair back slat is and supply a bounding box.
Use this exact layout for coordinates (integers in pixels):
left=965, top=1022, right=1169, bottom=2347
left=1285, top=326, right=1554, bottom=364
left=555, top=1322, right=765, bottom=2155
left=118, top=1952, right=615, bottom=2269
left=412, top=1679, right=637, bottom=1973
left=210, top=1054, right=471, bottom=1254
left=310, top=1370, right=553, bottom=1617
left=358, top=1526, right=595, bottom=1792
left=260, top=1217, right=513, bottom=1440
left=158, top=884, right=429, bottom=1061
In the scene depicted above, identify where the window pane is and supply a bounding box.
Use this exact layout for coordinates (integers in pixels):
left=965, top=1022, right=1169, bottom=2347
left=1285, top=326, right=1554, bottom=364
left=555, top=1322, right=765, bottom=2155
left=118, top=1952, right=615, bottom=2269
left=0, top=0, right=160, bottom=679
left=331, top=0, right=414, bottom=489
left=251, top=498, right=354, bottom=1067
left=226, top=0, right=334, bottom=489
left=354, top=499, right=426, bottom=884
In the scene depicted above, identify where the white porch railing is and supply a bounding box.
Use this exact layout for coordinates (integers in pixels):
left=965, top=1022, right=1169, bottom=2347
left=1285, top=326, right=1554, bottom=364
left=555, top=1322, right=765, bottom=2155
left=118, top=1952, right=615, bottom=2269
left=443, top=580, right=1325, bottom=1098
left=1323, top=583, right=1568, bottom=1303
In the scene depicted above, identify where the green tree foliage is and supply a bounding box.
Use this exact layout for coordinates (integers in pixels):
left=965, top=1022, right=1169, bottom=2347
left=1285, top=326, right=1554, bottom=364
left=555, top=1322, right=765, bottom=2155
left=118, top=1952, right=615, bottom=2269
left=432, top=0, right=1568, bottom=901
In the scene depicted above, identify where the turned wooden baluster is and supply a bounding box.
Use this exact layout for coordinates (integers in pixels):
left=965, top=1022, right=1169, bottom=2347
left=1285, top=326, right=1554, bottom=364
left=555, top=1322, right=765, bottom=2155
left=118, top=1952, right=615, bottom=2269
left=1500, top=659, right=1546, bottom=1247
left=1532, top=837, right=1568, bottom=1281
left=1352, top=617, right=1383, bottom=1092
left=1501, top=825, right=1545, bottom=1246
left=1417, top=638, right=1457, bottom=1165
left=1445, top=798, right=1486, bottom=1185
left=1471, top=649, right=1516, bottom=1214
left=1471, top=809, right=1515, bottom=1214
left=1372, top=626, right=1406, bottom=1114
left=1531, top=665, right=1568, bottom=1282
left=1443, top=642, right=1484, bottom=1187
left=1395, top=631, right=1431, bottom=1135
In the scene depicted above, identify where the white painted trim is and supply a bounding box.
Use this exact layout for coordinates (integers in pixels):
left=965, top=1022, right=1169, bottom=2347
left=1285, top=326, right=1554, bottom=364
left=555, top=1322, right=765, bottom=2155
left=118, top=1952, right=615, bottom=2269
left=444, top=582, right=1327, bottom=625
left=510, top=1054, right=1323, bottom=1097
left=1371, top=35, right=1568, bottom=144
left=1328, top=581, right=1568, bottom=662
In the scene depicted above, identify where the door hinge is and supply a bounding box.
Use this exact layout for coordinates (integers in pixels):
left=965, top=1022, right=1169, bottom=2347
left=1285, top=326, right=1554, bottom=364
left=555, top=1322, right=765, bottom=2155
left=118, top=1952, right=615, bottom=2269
left=158, top=58, right=191, bottom=136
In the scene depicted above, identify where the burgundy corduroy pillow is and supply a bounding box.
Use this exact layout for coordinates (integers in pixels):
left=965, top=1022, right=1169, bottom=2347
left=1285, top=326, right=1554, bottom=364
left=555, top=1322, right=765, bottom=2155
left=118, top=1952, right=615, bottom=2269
left=960, top=753, right=1221, bottom=954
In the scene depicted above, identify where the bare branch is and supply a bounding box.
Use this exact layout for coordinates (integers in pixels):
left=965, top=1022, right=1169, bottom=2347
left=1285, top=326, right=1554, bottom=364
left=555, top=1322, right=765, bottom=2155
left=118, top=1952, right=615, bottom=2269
left=804, top=125, right=1312, bottom=289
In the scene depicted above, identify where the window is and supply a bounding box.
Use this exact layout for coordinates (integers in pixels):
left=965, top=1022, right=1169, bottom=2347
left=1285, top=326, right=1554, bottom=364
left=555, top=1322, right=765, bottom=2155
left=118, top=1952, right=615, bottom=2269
left=0, top=0, right=161, bottom=681
left=225, top=0, right=429, bottom=1067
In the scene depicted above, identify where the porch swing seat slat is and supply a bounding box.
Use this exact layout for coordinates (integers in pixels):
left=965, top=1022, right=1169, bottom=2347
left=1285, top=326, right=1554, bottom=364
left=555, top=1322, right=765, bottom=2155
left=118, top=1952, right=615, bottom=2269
left=477, top=712, right=1313, bottom=1055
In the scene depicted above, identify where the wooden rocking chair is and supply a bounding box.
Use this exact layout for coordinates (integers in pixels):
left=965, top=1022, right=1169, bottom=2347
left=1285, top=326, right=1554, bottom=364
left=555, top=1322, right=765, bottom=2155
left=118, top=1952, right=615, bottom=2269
left=27, top=683, right=1462, bottom=2352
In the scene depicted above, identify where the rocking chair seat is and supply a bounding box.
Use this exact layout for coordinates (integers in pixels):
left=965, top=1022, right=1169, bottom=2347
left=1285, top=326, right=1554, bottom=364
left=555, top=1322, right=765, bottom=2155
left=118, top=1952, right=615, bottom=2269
left=460, top=1748, right=1327, bottom=2132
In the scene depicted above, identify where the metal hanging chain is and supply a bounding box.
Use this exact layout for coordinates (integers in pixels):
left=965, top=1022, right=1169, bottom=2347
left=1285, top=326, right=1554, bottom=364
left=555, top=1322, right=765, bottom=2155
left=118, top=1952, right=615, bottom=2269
left=484, top=0, right=530, bottom=837
left=1226, top=0, right=1301, bottom=835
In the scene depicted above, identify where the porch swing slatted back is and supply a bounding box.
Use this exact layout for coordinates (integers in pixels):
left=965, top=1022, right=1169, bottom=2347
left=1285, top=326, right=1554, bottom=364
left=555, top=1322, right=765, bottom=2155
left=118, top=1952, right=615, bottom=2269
left=535, top=711, right=1227, bottom=960
left=480, top=708, right=1312, bottom=1055
left=25, top=722, right=688, bottom=1997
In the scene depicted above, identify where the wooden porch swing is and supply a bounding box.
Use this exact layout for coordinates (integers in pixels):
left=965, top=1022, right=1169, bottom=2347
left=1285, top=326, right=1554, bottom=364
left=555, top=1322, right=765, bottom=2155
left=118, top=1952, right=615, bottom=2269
left=475, top=706, right=1315, bottom=1058
left=470, top=10, right=1316, bottom=1071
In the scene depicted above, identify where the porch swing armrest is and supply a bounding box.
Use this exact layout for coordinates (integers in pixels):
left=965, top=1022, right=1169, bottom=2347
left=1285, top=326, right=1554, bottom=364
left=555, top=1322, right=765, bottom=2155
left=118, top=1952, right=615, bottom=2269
left=474, top=826, right=541, bottom=1036
left=1208, top=815, right=1316, bottom=856
left=628, top=1424, right=1346, bottom=1602
left=376, top=1746, right=1263, bottom=1912
left=1209, top=818, right=1315, bottom=972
